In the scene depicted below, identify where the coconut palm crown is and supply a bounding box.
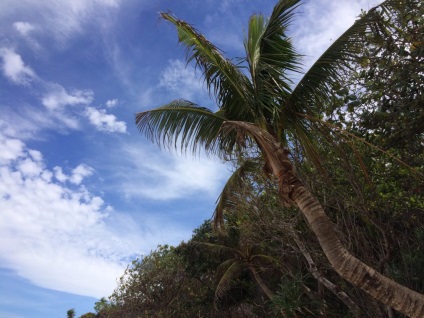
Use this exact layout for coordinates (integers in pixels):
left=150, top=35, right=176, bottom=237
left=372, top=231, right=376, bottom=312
left=136, top=0, right=371, bottom=161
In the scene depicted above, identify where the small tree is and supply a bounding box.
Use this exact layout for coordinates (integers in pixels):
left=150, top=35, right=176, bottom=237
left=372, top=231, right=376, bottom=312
left=66, top=308, right=75, bottom=318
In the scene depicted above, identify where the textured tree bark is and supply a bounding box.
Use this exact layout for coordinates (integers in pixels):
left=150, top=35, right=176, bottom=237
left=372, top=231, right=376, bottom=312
left=224, top=121, right=424, bottom=318
left=289, top=184, right=424, bottom=318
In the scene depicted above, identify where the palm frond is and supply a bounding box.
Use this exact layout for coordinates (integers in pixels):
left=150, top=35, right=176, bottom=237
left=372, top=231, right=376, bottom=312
left=136, top=100, right=231, bottom=156
left=300, top=113, right=424, bottom=179
left=213, top=159, right=262, bottom=229
left=160, top=12, right=254, bottom=122
left=190, top=241, right=241, bottom=258
left=246, top=0, right=301, bottom=90
left=245, top=0, right=302, bottom=129
left=214, top=259, right=243, bottom=308
left=221, top=121, right=290, bottom=178
left=251, top=253, right=282, bottom=265
left=289, top=120, right=326, bottom=172
left=289, top=1, right=386, bottom=113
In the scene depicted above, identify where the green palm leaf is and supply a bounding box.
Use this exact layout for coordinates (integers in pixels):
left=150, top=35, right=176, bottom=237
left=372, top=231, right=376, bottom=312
left=214, top=159, right=262, bottom=228
left=160, top=12, right=254, bottom=122
left=214, top=259, right=243, bottom=308
left=245, top=0, right=302, bottom=131
left=136, top=100, right=232, bottom=156
left=190, top=241, right=242, bottom=258
left=289, top=2, right=383, bottom=113
left=279, top=1, right=392, bottom=171
left=246, top=0, right=301, bottom=94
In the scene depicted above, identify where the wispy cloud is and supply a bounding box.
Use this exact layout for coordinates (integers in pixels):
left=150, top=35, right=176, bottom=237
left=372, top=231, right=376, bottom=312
left=0, top=48, right=127, bottom=137
left=13, top=21, right=36, bottom=36
left=12, top=21, right=41, bottom=51
left=114, top=142, right=229, bottom=201
left=159, top=59, right=205, bottom=101
left=1, top=0, right=121, bottom=46
left=0, top=47, right=36, bottom=85
left=42, top=85, right=93, bottom=111
left=105, top=99, right=119, bottom=108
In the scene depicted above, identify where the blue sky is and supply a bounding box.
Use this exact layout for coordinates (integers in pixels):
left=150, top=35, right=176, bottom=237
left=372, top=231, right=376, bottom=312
left=0, top=0, right=380, bottom=317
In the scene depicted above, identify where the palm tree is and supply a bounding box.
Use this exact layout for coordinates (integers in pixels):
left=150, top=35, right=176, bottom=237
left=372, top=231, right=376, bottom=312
left=195, top=239, right=289, bottom=316
left=66, top=308, right=75, bottom=318
left=190, top=237, right=278, bottom=304
left=136, top=0, right=424, bottom=316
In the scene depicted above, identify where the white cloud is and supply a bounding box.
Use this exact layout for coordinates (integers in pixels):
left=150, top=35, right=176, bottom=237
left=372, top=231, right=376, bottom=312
left=13, top=21, right=36, bottom=36
left=0, top=132, right=144, bottom=298
left=159, top=59, right=205, bottom=100
left=0, top=0, right=121, bottom=45
left=53, top=166, right=68, bottom=183
left=42, top=85, right=93, bottom=111
left=292, top=0, right=381, bottom=71
left=106, top=99, right=119, bottom=108
left=116, top=143, right=229, bottom=200
left=0, top=48, right=126, bottom=136
left=85, top=107, right=127, bottom=133
left=70, top=164, right=95, bottom=185
left=53, top=164, right=94, bottom=185
left=0, top=48, right=36, bottom=85
left=39, top=85, right=96, bottom=130
left=13, top=21, right=41, bottom=50
left=0, top=136, right=25, bottom=164
left=0, top=104, right=81, bottom=140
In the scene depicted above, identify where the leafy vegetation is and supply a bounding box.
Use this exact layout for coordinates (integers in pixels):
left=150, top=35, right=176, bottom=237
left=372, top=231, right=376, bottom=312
left=78, top=0, right=423, bottom=317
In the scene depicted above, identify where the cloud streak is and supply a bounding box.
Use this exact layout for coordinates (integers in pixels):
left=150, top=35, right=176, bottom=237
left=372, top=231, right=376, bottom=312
left=1, top=0, right=121, bottom=46
left=42, top=85, right=93, bottom=111
left=159, top=59, right=205, bottom=101
left=114, top=143, right=230, bottom=201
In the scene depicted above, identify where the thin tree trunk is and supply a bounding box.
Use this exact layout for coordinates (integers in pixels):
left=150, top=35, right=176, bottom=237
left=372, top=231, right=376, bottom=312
left=248, top=264, right=290, bottom=318
left=225, top=121, right=424, bottom=318
left=249, top=264, right=275, bottom=301
left=291, top=229, right=362, bottom=318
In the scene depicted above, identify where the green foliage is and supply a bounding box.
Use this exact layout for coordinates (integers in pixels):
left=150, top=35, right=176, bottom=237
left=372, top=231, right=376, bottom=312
left=107, top=244, right=214, bottom=317
left=94, top=297, right=109, bottom=315
left=66, top=308, right=75, bottom=318
left=272, top=274, right=311, bottom=317
left=342, top=0, right=424, bottom=156
left=76, top=1, right=424, bottom=317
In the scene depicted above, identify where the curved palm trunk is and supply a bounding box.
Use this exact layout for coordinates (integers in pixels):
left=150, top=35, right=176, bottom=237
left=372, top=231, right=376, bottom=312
left=290, top=185, right=424, bottom=318
left=224, top=121, right=424, bottom=318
